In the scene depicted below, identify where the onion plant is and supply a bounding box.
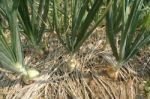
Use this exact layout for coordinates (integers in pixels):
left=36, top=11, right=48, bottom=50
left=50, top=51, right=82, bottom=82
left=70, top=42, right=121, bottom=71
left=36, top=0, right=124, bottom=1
left=106, top=0, right=150, bottom=77
left=53, top=0, right=112, bottom=71
left=18, top=0, right=49, bottom=52
left=0, top=0, right=39, bottom=80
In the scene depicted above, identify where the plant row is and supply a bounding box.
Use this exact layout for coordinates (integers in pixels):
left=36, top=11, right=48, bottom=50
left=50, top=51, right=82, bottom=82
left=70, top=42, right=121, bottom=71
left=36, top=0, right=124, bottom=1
left=0, top=0, right=150, bottom=81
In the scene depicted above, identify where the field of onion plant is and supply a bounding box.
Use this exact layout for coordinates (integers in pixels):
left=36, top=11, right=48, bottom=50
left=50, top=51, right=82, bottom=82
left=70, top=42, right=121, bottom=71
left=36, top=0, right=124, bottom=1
left=0, top=0, right=150, bottom=98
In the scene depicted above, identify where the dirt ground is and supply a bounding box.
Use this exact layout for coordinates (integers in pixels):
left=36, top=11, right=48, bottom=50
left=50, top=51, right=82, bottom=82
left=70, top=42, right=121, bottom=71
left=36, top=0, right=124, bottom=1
left=0, top=28, right=150, bottom=99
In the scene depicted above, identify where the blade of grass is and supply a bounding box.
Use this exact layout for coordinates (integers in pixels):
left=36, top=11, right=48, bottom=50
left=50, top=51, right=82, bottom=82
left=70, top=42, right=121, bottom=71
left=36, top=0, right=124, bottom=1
left=106, top=1, right=119, bottom=60
left=74, top=0, right=111, bottom=54
left=18, top=0, right=49, bottom=49
left=74, top=0, right=113, bottom=54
